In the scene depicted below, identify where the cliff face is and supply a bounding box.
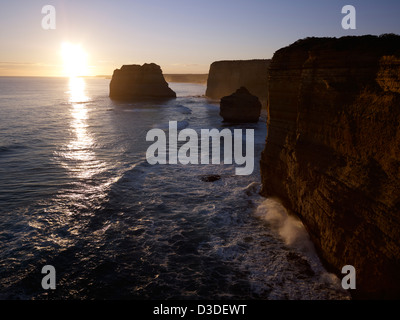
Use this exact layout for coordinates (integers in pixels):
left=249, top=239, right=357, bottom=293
left=260, top=35, right=400, bottom=299
left=205, top=60, right=270, bottom=108
left=109, top=63, right=176, bottom=100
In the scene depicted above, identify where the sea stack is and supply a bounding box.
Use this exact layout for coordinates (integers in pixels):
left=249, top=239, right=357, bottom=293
left=206, top=59, right=270, bottom=108
left=260, top=34, right=400, bottom=299
left=109, top=63, right=176, bottom=100
left=219, top=87, right=261, bottom=123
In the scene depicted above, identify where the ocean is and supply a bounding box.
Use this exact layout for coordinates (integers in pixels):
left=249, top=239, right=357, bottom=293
left=0, top=77, right=350, bottom=300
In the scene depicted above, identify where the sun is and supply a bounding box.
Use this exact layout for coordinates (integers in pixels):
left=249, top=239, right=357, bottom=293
left=61, top=42, right=89, bottom=77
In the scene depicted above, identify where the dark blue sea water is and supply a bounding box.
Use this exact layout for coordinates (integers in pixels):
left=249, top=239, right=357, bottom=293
left=0, top=77, right=350, bottom=299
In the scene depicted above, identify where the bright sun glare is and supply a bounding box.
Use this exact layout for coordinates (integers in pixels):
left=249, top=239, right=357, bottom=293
left=61, top=42, right=89, bottom=77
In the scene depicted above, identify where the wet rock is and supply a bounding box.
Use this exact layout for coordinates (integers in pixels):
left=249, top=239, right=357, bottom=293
left=286, top=252, right=315, bottom=278
left=200, top=174, right=221, bottom=182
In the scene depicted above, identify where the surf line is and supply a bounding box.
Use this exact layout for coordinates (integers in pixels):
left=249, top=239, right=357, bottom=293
left=146, top=121, right=254, bottom=175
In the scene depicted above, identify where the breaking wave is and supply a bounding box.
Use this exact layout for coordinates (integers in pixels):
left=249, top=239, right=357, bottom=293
left=254, top=198, right=315, bottom=255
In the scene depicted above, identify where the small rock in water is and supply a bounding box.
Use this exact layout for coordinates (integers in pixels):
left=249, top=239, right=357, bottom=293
left=200, top=174, right=221, bottom=182
left=219, top=86, right=261, bottom=123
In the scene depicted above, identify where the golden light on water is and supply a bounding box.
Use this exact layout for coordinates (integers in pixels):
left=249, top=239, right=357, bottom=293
left=52, top=77, right=116, bottom=218
left=68, top=76, right=90, bottom=104
left=62, top=77, right=103, bottom=179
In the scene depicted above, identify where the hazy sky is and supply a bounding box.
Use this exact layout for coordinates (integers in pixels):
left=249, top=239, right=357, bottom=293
left=1, top=0, right=400, bottom=76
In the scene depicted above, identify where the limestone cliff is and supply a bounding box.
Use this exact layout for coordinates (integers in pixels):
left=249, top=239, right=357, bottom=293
left=205, top=60, right=270, bottom=108
left=109, top=63, right=176, bottom=100
left=260, top=35, right=400, bottom=299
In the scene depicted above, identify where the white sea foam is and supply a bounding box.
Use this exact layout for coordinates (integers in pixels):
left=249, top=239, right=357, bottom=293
left=156, top=120, right=189, bottom=130
left=254, top=198, right=315, bottom=254
left=254, top=197, right=349, bottom=297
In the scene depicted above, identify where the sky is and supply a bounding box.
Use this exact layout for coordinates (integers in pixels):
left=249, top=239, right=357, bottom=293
left=0, top=0, right=400, bottom=76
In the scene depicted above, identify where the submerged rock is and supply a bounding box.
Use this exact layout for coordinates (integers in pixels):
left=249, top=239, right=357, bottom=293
left=109, top=63, right=176, bottom=100
left=200, top=174, right=221, bottom=182
left=260, top=34, right=400, bottom=299
left=219, top=87, right=261, bottom=123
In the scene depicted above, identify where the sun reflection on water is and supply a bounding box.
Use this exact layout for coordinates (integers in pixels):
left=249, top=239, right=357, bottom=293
left=40, top=77, right=112, bottom=246
left=61, top=77, right=104, bottom=179
left=68, top=77, right=90, bottom=104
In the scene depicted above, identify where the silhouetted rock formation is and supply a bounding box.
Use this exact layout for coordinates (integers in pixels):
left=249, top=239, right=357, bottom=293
left=220, top=87, right=261, bottom=123
left=205, top=60, right=270, bottom=108
left=260, top=34, right=400, bottom=299
left=109, top=63, right=176, bottom=100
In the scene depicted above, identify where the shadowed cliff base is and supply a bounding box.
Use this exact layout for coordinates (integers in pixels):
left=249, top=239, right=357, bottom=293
left=260, top=34, right=400, bottom=299
left=109, top=63, right=176, bottom=101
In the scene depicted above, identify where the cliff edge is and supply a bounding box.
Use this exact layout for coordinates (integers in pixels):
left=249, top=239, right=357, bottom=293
left=260, top=35, right=400, bottom=299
